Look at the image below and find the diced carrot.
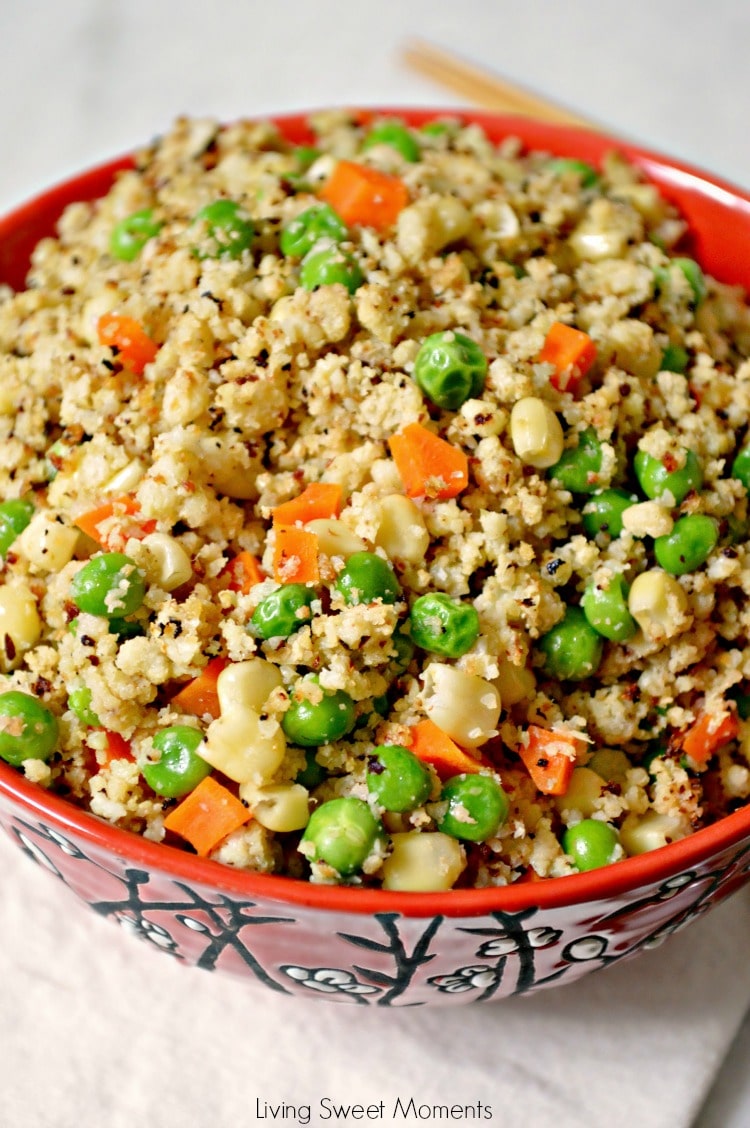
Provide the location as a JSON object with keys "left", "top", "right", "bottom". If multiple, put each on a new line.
{"left": 318, "top": 160, "right": 409, "bottom": 231}
{"left": 271, "top": 482, "right": 343, "bottom": 527}
{"left": 517, "top": 725, "right": 579, "bottom": 796}
{"left": 74, "top": 495, "right": 156, "bottom": 549}
{"left": 97, "top": 313, "right": 158, "bottom": 375}
{"left": 407, "top": 719, "right": 485, "bottom": 779}
{"left": 538, "top": 322, "right": 597, "bottom": 394}
{"left": 273, "top": 525, "right": 320, "bottom": 584}
{"left": 515, "top": 867, "right": 548, "bottom": 884}
{"left": 388, "top": 422, "right": 469, "bottom": 500}
{"left": 353, "top": 109, "right": 376, "bottom": 128}
{"left": 102, "top": 730, "right": 134, "bottom": 765}
{"left": 163, "top": 775, "right": 251, "bottom": 856}
{"left": 681, "top": 709, "right": 739, "bottom": 767}
{"left": 170, "top": 656, "right": 228, "bottom": 720}
{"left": 221, "top": 550, "right": 265, "bottom": 594}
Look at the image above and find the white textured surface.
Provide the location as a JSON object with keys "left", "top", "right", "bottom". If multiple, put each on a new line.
{"left": 2, "top": 838, "right": 750, "bottom": 1128}
{"left": 2, "top": 3, "right": 750, "bottom": 1125}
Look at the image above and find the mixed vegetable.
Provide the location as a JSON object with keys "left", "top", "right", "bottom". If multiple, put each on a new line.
{"left": 1, "top": 111, "right": 750, "bottom": 891}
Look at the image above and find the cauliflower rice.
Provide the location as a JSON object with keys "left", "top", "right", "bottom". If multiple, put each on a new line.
{"left": 2, "top": 110, "right": 750, "bottom": 889}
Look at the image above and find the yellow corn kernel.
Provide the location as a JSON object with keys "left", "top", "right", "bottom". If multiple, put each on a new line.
{"left": 509, "top": 397, "right": 564, "bottom": 469}
{"left": 198, "top": 434, "right": 260, "bottom": 500}
{"left": 217, "top": 659, "right": 283, "bottom": 716}
{"left": 628, "top": 569, "right": 689, "bottom": 641}
{"left": 305, "top": 518, "right": 367, "bottom": 559}
{"left": 421, "top": 664, "right": 501, "bottom": 748}
{"left": 139, "top": 533, "right": 193, "bottom": 592}
{"left": 102, "top": 459, "right": 146, "bottom": 496}
{"left": 241, "top": 782, "right": 310, "bottom": 832}
{"left": 493, "top": 660, "right": 535, "bottom": 707}
{"left": 17, "top": 513, "right": 80, "bottom": 573}
{"left": 619, "top": 810, "right": 691, "bottom": 856}
{"left": 588, "top": 747, "right": 631, "bottom": 783}
{"left": 199, "top": 709, "right": 286, "bottom": 785}
{"left": 569, "top": 199, "right": 632, "bottom": 262}
{"left": 555, "top": 767, "right": 604, "bottom": 818}
{"left": 79, "top": 290, "right": 120, "bottom": 345}
{"left": 0, "top": 583, "right": 42, "bottom": 671}
{"left": 374, "top": 494, "right": 429, "bottom": 565}
{"left": 381, "top": 831, "right": 466, "bottom": 891}
{"left": 396, "top": 195, "right": 472, "bottom": 264}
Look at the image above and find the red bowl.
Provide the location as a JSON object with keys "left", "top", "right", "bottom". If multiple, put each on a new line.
{"left": 2, "top": 108, "right": 750, "bottom": 1006}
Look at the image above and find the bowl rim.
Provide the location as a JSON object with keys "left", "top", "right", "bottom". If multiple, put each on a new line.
{"left": 2, "top": 105, "right": 750, "bottom": 920}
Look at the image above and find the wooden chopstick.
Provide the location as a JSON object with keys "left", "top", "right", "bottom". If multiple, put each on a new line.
{"left": 401, "top": 39, "right": 596, "bottom": 129}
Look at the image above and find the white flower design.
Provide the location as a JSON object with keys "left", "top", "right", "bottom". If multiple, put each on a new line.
{"left": 563, "top": 935, "right": 608, "bottom": 962}
{"left": 114, "top": 912, "right": 176, "bottom": 950}
{"left": 281, "top": 966, "right": 379, "bottom": 995}
{"left": 428, "top": 966, "right": 499, "bottom": 994}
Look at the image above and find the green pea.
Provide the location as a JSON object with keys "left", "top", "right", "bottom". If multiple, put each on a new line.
{"left": 581, "top": 573, "right": 637, "bottom": 643}
{"left": 412, "top": 330, "right": 488, "bottom": 410}
{"left": 70, "top": 553, "right": 146, "bottom": 619}
{"left": 70, "top": 614, "right": 144, "bottom": 641}
{"left": 641, "top": 744, "right": 668, "bottom": 778}
{"left": 0, "top": 498, "right": 34, "bottom": 557}
{"left": 251, "top": 583, "right": 315, "bottom": 639}
{"left": 659, "top": 344, "right": 689, "bottom": 373}
{"left": 68, "top": 685, "right": 100, "bottom": 727}
{"left": 366, "top": 744, "right": 432, "bottom": 813}
{"left": 295, "top": 749, "right": 327, "bottom": 790}
{"left": 299, "top": 796, "right": 382, "bottom": 876}
{"left": 420, "top": 120, "right": 453, "bottom": 137}
{"left": 728, "top": 685, "right": 750, "bottom": 721}
{"left": 537, "top": 605, "right": 603, "bottom": 681}
{"left": 362, "top": 121, "right": 420, "bottom": 162}
{"left": 389, "top": 626, "right": 415, "bottom": 672}
{"left": 0, "top": 691, "right": 58, "bottom": 766}
{"left": 654, "top": 513, "right": 718, "bottom": 575}
{"left": 282, "top": 679, "right": 356, "bottom": 746}
{"left": 293, "top": 145, "right": 320, "bottom": 168}
{"left": 192, "top": 199, "right": 255, "bottom": 260}
{"left": 108, "top": 616, "right": 146, "bottom": 641}
{"left": 44, "top": 439, "right": 71, "bottom": 481}
{"left": 110, "top": 208, "right": 162, "bottom": 261}
{"left": 335, "top": 552, "right": 401, "bottom": 606}
{"left": 655, "top": 257, "right": 706, "bottom": 307}
{"left": 546, "top": 157, "right": 599, "bottom": 188}
{"left": 582, "top": 488, "right": 636, "bottom": 539}
{"left": 370, "top": 694, "right": 390, "bottom": 718}
{"left": 284, "top": 147, "right": 323, "bottom": 191}
{"left": 673, "top": 257, "right": 706, "bottom": 306}
{"left": 142, "top": 725, "right": 211, "bottom": 799}
{"left": 300, "top": 244, "right": 363, "bottom": 294}
{"left": 724, "top": 513, "right": 749, "bottom": 546}
{"left": 437, "top": 773, "right": 509, "bottom": 842}
{"left": 409, "top": 592, "right": 480, "bottom": 658}
{"left": 562, "top": 819, "right": 620, "bottom": 872}
{"left": 280, "top": 203, "right": 348, "bottom": 259}
{"left": 731, "top": 445, "right": 750, "bottom": 492}
{"left": 549, "top": 428, "right": 603, "bottom": 494}
{"left": 633, "top": 447, "right": 702, "bottom": 505}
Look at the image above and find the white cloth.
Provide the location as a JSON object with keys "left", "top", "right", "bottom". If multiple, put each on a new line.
{"left": 3, "top": 3, "right": 750, "bottom": 1125}
{"left": 2, "top": 837, "right": 750, "bottom": 1128}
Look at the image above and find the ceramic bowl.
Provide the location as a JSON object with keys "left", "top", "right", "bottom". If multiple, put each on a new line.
{"left": 2, "top": 109, "right": 750, "bottom": 1007}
